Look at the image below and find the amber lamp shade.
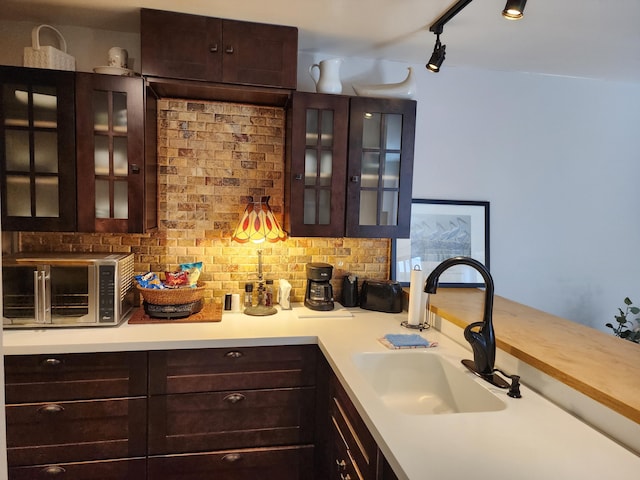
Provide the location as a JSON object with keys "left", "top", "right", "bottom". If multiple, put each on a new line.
{"left": 231, "top": 196, "right": 286, "bottom": 316}
{"left": 231, "top": 196, "right": 287, "bottom": 244}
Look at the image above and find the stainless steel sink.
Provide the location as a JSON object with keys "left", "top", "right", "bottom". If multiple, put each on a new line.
{"left": 352, "top": 351, "right": 506, "bottom": 415}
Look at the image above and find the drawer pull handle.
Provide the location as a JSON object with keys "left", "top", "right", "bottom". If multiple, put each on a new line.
{"left": 41, "top": 465, "right": 66, "bottom": 475}
{"left": 38, "top": 404, "right": 65, "bottom": 415}
{"left": 222, "top": 453, "right": 242, "bottom": 463}
{"left": 224, "top": 393, "right": 246, "bottom": 404}
{"left": 225, "top": 350, "right": 243, "bottom": 359}
{"left": 41, "top": 358, "right": 62, "bottom": 367}
{"left": 336, "top": 459, "right": 347, "bottom": 469}
{"left": 209, "top": 44, "right": 219, "bottom": 53}
{"left": 225, "top": 45, "right": 234, "bottom": 54}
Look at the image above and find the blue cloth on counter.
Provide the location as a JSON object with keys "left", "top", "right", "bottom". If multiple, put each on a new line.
{"left": 382, "top": 333, "right": 434, "bottom": 349}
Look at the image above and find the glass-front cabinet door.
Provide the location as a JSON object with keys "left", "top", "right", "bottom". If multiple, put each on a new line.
{"left": 75, "top": 73, "right": 147, "bottom": 233}
{"left": 0, "top": 66, "right": 76, "bottom": 231}
{"left": 286, "top": 92, "right": 349, "bottom": 237}
{"left": 346, "top": 97, "right": 416, "bottom": 238}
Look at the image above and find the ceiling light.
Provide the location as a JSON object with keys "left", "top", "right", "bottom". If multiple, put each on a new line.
{"left": 426, "top": 35, "right": 446, "bottom": 73}
{"left": 502, "top": 0, "right": 527, "bottom": 20}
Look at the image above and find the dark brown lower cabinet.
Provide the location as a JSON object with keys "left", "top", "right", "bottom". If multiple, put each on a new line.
{"left": 148, "top": 387, "right": 316, "bottom": 454}
{"left": 148, "top": 445, "right": 314, "bottom": 480}
{"left": 8, "top": 458, "right": 146, "bottom": 480}
{"left": 148, "top": 345, "right": 319, "bottom": 480}
{"left": 6, "top": 397, "right": 147, "bottom": 467}
{"left": 329, "top": 367, "right": 399, "bottom": 480}
{"left": 4, "top": 345, "right": 401, "bottom": 480}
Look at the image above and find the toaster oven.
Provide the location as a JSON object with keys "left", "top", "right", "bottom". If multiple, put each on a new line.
{"left": 2, "top": 252, "right": 137, "bottom": 328}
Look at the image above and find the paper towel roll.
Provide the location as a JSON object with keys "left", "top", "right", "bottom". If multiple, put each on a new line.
{"left": 407, "top": 267, "right": 427, "bottom": 326}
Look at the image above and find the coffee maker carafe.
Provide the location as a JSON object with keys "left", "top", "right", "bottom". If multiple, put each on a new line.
{"left": 304, "top": 263, "right": 334, "bottom": 311}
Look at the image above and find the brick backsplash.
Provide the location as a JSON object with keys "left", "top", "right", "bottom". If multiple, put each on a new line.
{"left": 16, "top": 99, "right": 390, "bottom": 304}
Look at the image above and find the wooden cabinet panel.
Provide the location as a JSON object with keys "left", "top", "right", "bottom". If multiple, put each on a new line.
{"left": 331, "top": 380, "right": 377, "bottom": 480}
{"left": 148, "top": 445, "right": 314, "bottom": 480}
{"left": 8, "top": 458, "right": 146, "bottom": 480}
{"left": 75, "top": 72, "right": 155, "bottom": 233}
{"left": 286, "top": 92, "right": 416, "bottom": 238}
{"left": 221, "top": 19, "right": 297, "bottom": 88}
{"left": 4, "top": 351, "right": 148, "bottom": 403}
{"left": 6, "top": 397, "right": 147, "bottom": 466}
{"left": 0, "top": 65, "right": 76, "bottom": 231}
{"left": 285, "top": 92, "right": 350, "bottom": 237}
{"left": 149, "top": 345, "right": 317, "bottom": 394}
{"left": 346, "top": 97, "right": 416, "bottom": 238}
{"left": 149, "top": 387, "right": 315, "bottom": 454}
{"left": 140, "top": 9, "right": 222, "bottom": 81}
{"left": 141, "top": 9, "right": 297, "bottom": 89}
{"left": 329, "top": 371, "right": 400, "bottom": 480}
{"left": 332, "top": 420, "right": 361, "bottom": 480}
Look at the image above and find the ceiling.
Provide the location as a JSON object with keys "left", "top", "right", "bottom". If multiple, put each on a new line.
{"left": 4, "top": 0, "right": 640, "bottom": 83}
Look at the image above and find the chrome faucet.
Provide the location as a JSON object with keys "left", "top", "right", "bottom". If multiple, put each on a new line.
{"left": 424, "top": 256, "right": 510, "bottom": 389}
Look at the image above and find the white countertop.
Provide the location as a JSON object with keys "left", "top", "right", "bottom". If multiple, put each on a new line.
{"left": 3, "top": 305, "right": 639, "bottom": 479}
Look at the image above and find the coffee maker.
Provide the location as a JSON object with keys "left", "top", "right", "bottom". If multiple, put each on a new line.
{"left": 304, "top": 263, "right": 334, "bottom": 311}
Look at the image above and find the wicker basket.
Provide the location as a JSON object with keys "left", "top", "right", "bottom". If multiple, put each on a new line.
{"left": 137, "top": 281, "right": 205, "bottom": 306}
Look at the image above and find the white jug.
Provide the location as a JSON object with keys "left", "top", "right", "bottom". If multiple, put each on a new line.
{"left": 309, "top": 58, "right": 343, "bottom": 94}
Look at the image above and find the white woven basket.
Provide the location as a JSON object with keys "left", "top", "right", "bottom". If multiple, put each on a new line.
{"left": 23, "top": 25, "right": 75, "bottom": 71}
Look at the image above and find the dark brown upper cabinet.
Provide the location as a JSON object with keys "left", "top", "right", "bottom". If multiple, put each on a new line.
{"left": 346, "top": 96, "right": 416, "bottom": 238}
{"left": 286, "top": 92, "right": 416, "bottom": 238}
{"left": 140, "top": 8, "right": 298, "bottom": 90}
{"left": 75, "top": 73, "right": 157, "bottom": 233}
{"left": 286, "top": 92, "right": 350, "bottom": 237}
{"left": 0, "top": 66, "right": 76, "bottom": 232}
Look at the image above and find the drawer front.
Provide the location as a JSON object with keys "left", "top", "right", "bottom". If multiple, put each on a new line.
{"left": 330, "top": 376, "right": 378, "bottom": 480}
{"left": 148, "top": 445, "right": 314, "bottom": 480}
{"left": 149, "top": 387, "right": 315, "bottom": 454}
{"left": 6, "top": 398, "right": 147, "bottom": 466}
{"left": 149, "top": 345, "right": 317, "bottom": 394}
{"left": 8, "top": 458, "right": 146, "bottom": 480}
{"left": 332, "top": 420, "right": 363, "bottom": 480}
{"left": 4, "top": 351, "right": 148, "bottom": 403}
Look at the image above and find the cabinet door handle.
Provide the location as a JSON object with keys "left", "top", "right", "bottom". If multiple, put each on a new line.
{"left": 38, "top": 404, "right": 65, "bottom": 415}
{"left": 223, "top": 393, "right": 246, "bottom": 404}
{"left": 222, "top": 453, "right": 242, "bottom": 463}
{"left": 336, "top": 459, "right": 347, "bottom": 469}
{"left": 209, "top": 44, "right": 219, "bottom": 53}
{"left": 225, "top": 45, "right": 234, "bottom": 54}
{"left": 350, "top": 176, "right": 360, "bottom": 183}
{"left": 41, "top": 465, "right": 66, "bottom": 476}
{"left": 340, "top": 474, "right": 352, "bottom": 480}
{"left": 41, "top": 358, "right": 62, "bottom": 368}
{"left": 130, "top": 164, "right": 140, "bottom": 174}
{"left": 225, "top": 350, "right": 243, "bottom": 359}
{"left": 295, "top": 173, "right": 303, "bottom": 181}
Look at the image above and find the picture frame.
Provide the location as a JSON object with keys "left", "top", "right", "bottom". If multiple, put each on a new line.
{"left": 391, "top": 199, "right": 490, "bottom": 287}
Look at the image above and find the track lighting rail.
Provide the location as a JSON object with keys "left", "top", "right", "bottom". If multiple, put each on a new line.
{"left": 426, "top": 0, "right": 527, "bottom": 72}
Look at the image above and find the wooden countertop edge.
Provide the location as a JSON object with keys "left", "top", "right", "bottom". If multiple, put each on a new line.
{"left": 426, "top": 288, "right": 640, "bottom": 424}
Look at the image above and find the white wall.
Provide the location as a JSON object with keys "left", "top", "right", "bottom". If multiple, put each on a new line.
{"left": 300, "top": 53, "right": 640, "bottom": 332}
{"left": 3, "top": 21, "right": 640, "bottom": 333}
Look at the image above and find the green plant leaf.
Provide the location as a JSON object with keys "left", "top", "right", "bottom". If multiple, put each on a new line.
{"left": 624, "top": 297, "right": 633, "bottom": 305}
{"left": 630, "top": 307, "right": 640, "bottom": 314}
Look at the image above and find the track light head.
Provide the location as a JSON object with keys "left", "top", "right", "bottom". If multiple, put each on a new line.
{"left": 426, "top": 36, "right": 446, "bottom": 73}
{"left": 502, "top": 0, "right": 527, "bottom": 20}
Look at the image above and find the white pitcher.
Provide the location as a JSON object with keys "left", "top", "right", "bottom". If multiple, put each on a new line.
{"left": 309, "top": 58, "right": 343, "bottom": 94}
